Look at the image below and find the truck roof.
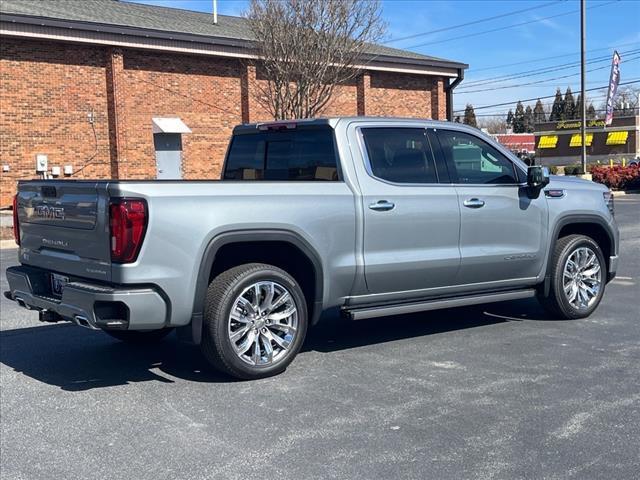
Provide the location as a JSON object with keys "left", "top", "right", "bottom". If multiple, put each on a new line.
{"left": 232, "top": 117, "right": 461, "bottom": 134}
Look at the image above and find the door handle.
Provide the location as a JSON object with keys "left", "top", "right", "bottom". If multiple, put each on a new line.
{"left": 369, "top": 200, "right": 395, "bottom": 212}
{"left": 463, "top": 198, "right": 485, "bottom": 208}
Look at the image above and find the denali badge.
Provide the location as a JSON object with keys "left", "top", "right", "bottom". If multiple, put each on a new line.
{"left": 35, "top": 205, "right": 65, "bottom": 220}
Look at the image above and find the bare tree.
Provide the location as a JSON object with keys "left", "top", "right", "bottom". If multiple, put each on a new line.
{"left": 478, "top": 116, "right": 508, "bottom": 134}
{"left": 245, "top": 0, "right": 386, "bottom": 119}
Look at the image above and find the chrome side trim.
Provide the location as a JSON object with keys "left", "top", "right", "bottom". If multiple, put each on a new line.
{"left": 345, "top": 289, "right": 536, "bottom": 320}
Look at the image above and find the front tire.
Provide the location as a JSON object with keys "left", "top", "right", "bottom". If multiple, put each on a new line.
{"left": 200, "top": 263, "right": 308, "bottom": 380}
{"left": 539, "top": 234, "right": 606, "bottom": 319}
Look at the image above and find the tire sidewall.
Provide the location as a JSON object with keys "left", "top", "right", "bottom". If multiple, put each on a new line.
{"left": 207, "top": 266, "right": 308, "bottom": 378}
{"left": 553, "top": 236, "right": 606, "bottom": 319}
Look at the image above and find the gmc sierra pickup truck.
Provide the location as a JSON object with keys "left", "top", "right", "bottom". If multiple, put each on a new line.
{"left": 6, "top": 117, "right": 619, "bottom": 379}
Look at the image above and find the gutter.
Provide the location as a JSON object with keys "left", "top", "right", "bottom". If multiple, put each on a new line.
{"left": 0, "top": 13, "right": 468, "bottom": 72}
{"left": 445, "top": 68, "right": 465, "bottom": 121}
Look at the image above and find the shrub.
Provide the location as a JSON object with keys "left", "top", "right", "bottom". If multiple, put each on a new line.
{"left": 548, "top": 165, "right": 559, "bottom": 175}
{"left": 591, "top": 164, "right": 640, "bottom": 190}
{"left": 563, "top": 164, "right": 593, "bottom": 175}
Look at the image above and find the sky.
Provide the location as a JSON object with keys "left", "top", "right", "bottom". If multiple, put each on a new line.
{"left": 128, "top": 0, "right": 640, "bottom": 118}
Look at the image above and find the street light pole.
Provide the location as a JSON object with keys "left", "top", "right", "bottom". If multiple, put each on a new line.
{"left": 580, "top": 0, "right": 587, "bottom": 173}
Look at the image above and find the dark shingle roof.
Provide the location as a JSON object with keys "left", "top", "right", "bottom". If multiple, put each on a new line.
{"left": 0, "top": 0, "right": 466, "bottom": 68}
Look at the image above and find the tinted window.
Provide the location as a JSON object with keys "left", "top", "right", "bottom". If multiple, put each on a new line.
{"left": 361, "top": 128, "right": 438, "bottom": 184}
{"left": 437, "top": 130, "right": 519, "bottom": 184}
{"left": 223, "top": 128, "right": 339, "bottom": 181}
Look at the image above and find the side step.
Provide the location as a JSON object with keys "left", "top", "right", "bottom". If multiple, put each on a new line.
{"left": 344, "top": 289, "right": 537, "bottom": 320}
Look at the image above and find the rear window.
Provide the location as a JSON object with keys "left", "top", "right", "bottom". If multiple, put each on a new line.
{"left": 223, "top": 128, "right": 339, "bottom": 181}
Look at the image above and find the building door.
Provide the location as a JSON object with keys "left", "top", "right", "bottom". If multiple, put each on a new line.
{"left": 154, "top": 133, "right": 183, "bottom": 179}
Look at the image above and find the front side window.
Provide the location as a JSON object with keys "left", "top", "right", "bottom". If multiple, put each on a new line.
{"left": 361, "top": 128, "right": 438, "bottom": 184}
{"left": 437, "top": 130, "right": 519, "bottom": 184}
{"left": 223, "top": 127, "right": 339, "bottom": 181}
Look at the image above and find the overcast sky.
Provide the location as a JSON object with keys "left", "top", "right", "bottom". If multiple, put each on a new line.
{"left": 128, "top": 0, "right": 640, "bottom": 117}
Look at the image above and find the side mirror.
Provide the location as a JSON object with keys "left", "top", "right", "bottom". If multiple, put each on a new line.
{"left": 526, "top": 165, "right": 550, "bottom": 198}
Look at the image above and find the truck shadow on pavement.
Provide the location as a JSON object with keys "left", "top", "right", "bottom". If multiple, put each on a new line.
{"left": 0, "top": 298, "right": 552, "bottom": 391}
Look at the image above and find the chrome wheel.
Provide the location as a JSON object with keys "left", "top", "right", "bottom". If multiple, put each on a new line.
{"left": 227, "top": 281, "right": 298, "bottom": 366}
{"left": 562, "top": 246, "right": 602, "bottom": 310}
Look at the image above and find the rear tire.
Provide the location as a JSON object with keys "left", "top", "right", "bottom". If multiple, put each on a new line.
{"left": 200, "top": 263, "right": 308, "bottom": 380}
{"left": 539, "top": 234, "right": 606, "bottom": 319}
{"left": 104, "top": 328, "right": 173, "bottom": 343}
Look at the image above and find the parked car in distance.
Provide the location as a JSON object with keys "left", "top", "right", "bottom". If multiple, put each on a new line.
{"left": 6, "top": 117, "right": 619, "bottom": 379}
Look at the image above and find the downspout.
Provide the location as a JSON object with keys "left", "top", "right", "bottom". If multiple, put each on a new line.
{"left": 445, "top": 68, "right": 464, "bottom": 121}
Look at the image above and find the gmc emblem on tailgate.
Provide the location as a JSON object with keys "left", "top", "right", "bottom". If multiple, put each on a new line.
{"left": 35, "top": 205, "right": 65, "bottom": 220}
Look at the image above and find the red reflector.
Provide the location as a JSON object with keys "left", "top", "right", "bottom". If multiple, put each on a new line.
{"left": 109, "top": 199, "right": 147, "bottom": 263}
{"left": 12, "top": 194, "right": 20, "bottom": 246}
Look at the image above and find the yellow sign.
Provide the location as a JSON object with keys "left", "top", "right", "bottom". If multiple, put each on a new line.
{"left": 556, "top": 119, "right": 606, "bottom": 129}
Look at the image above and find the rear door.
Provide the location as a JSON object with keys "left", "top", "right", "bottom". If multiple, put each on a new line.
{"left": 433, "top": 127, "right": 547, "bottom": 285}
{"left": 355, "top": 126, "right": 461, "bottom": 295}
{"left": 16, "top": 181, "right": 112, "bottom": 282}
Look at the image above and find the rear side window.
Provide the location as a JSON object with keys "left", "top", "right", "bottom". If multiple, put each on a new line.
{"left": 223, "top": 128, "right": 339, "bottom": 181}
{"left": 361, "top": 128, "right": 438, "bottom": 184}
{"left": 436, "top": 130, "right": 519, "bottom": 184}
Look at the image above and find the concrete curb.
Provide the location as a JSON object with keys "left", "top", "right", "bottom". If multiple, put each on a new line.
{"left": 0, "top": 239, "right": 18, "bottom": 249}
{"left": 612, "top": 190, "right": 640, "bottom": 196}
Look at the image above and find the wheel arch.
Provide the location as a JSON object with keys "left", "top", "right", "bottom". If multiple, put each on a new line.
{"left": 186, "top": 230, "right": 324, "bottom": 344}
{"left": 542, "top": 214, "right": 615, "bottom": 296}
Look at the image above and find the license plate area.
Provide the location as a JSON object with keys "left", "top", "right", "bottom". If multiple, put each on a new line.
{"left": 50, "top": 273, "right": 69, "bottom": 297}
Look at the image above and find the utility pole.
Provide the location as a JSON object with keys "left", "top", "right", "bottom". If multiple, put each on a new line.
{"left": 580, "top": 0, "right": 587, "bottom": 174}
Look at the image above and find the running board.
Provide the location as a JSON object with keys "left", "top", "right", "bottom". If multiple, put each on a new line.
{"left": 345, "top": 289, "right": 536, "bottom": 320}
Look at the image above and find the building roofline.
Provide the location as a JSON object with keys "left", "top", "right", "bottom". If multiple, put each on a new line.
{"left": 0, "top": 12, "right": 469, "bottom": 71}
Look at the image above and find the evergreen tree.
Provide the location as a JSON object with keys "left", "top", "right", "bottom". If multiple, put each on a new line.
{"left": 587, "top": 103, "right": 597, "bottom": 119}
{"left": 524, "top": 105, "right": 534, "bottom": 133}
{"left": 463, "top": 104, "right": 477, "bottom": 128}
{"left": 513, "top": 101, "right": 526, "bottom": 133}
{"left": 563, "top": 87, "right": 576, "bottom": 120}
{"left": 533, "top": 99, "right": 546, "bottom": 124}
{"left": 506, "top": 109, "right": 514, "bottom": 127}
{"left": 575, "top": 94, "right": 583, "bottom": 121}
{"left": 550, "top": 88, "right": 564, "bottom": 121}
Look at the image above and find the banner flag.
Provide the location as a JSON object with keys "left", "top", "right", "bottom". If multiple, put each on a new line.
{"left": 604, "top": 51, "right": 621, "bottom": 126}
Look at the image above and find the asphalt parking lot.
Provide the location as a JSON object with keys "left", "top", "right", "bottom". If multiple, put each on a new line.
{"left": 1, "top": 195, "right": 638, "bottom": 480}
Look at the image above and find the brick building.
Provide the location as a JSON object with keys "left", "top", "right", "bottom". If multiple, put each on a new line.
{"left": 0, "top": 0, "right": 467, "bottom": 207}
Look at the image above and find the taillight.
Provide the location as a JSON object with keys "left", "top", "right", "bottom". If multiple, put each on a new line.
{"left": 109, "top": 199, "right": 147, "bottom": 263}
{"left": 12, "top": 194, "right": 20, "bottom": 245}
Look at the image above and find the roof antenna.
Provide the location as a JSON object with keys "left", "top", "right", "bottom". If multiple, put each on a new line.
{"left": 213, "top": 0, "right": 218, "bottom": 24}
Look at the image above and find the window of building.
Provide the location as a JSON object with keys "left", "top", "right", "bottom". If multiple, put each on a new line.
{"left": 538, "top": 135, "right": 558, "bottom": 149}
{"left": 223, "top": 127, "right": 339, "bottom": 181}
{"left": 437, "top": 130, "right": 519, "bottom": 185}
{"left": 569, "top": 133, "right": 594, "bottom": 147}
{"left": 360, "top": 128, "right": 439, "bottom": 184}
{"left": 606, "top": 131, "right": 629, "bottom": 146}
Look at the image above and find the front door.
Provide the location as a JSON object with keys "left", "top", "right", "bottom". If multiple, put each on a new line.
{"left": 434, "top": 127, "right": 547, "bottom": 285}
{"left": 154, "top": 133, "right": 183, "bottom": 179}
{"left": 356, "top": 126, "right": 461, "bottom": 295}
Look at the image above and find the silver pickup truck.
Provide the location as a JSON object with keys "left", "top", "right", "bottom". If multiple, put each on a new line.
{"left": 6, "top": 117, "right": 619, "bottom": 379}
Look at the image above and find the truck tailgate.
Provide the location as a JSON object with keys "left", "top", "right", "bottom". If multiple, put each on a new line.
{"left": 15, "top": 181, "right": 113, "bottom": 282}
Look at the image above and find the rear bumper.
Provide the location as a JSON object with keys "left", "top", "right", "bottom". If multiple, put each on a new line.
{"left": 5, "top": 266, "right": 168, "bottom": 330}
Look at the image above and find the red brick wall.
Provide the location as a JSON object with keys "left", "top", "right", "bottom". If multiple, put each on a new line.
{"left": 1, "top": 39, "right": 112, "bottom": 206}
{"left": 0, "top": 37, "right": 449, "bottom": 207}
{"left": 366, "top": 71, "right": 434, "bottom": 118}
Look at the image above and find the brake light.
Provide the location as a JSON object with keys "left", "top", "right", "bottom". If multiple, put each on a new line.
{"left": 109, "top": 199, "right": 147, "bottom": 263}
{"left": 12, "top": 194, "right": 20, "bottom": 245}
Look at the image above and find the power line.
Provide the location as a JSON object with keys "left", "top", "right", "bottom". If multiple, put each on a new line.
{"left": 456, "top": 55, "right": 640, "bottom": 94}
{"left": 459, "top": 48, "right": 639, "bottom": 88}
{"left": 384, "top": 0, "right": 565, "bottom": 44}
{"left": 468, "top": 41, "right": 640, "bottom": 73}
{"left": 406, "top": 1, "right": 618, "bottom": 50}
{"left": 453, "top": 79, "right": 640, "bottom": 112}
